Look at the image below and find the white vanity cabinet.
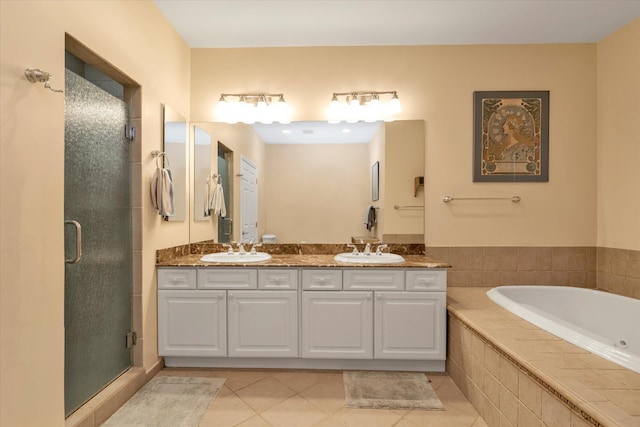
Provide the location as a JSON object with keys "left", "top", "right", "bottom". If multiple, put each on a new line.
{"left": 302, "top": 291, "right": 373, "bottom": 359}
{"left": 157, "top": 265, "right": 447, "bottom": 371}
{"left": 374, "top": 291, "right": 445, "bottom": 360}
{"left": 301, "top": 269, "right": 446, "bottom": 362}
{"left": 227, "top": 290, "right": 298, "bottom": 357}
{"left": 157, "top": 289, "right": 227, "bottom": 357}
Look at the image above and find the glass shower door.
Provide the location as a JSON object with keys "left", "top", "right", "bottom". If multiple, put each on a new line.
{"left": 64, "top": 69, "right": 132, "bottom": 416}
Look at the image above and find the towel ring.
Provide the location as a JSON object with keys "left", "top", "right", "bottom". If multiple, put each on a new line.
{"left": 154, "top": 152, "right": 170, "bottom": 168}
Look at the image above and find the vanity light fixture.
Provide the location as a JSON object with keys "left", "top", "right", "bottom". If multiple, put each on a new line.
{"left": 327, "top": 91, "right": 402, "bottom": 124}
{"left": 215, "top": 93, "right": 292, "bottom": 124}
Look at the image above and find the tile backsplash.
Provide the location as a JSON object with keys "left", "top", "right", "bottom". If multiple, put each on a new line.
{"left": 427, "top": 245, "right": 639, "bottom": 299}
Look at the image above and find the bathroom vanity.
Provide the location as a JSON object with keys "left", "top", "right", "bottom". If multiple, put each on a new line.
{"left": 157, "top": 253, "right": 448, "bottom": 372}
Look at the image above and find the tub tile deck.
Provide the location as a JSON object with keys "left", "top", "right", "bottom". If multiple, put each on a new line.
{"left": 447, "top": 288, "right": 639, "bottom": 427}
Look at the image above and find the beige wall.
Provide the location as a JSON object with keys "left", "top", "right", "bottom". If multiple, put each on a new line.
{"left": 191, "top": 44, "right": 598, "bottom": 246}
{"left": 264, "top": 143, "right": 369, "bottom": 242}
{"left": 596, "top": 18, "right": 640, "bottom": 251}
{"left": 0, "top": 1, "right": 190, "bottom": 426}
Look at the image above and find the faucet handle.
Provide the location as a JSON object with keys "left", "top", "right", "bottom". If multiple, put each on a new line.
{"left": 222, "top": 243, "right": 234, "bottom": 253}
{"left": 250, "top": 242, "right": 263, "bottom": 253}
{"left": 346, "top": 244, "right": 359, "bottom": 254}
{"left": 375, "top": 244, "right": 389, "bottom": 254}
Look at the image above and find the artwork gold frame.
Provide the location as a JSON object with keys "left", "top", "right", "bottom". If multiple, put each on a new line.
{"left": 473, "top": 91, "right": 549, "bottom": 182}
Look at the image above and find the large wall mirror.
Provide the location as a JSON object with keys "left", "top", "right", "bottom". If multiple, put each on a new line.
{"left": 188, "top": 120, "right": 425, "bottom": 244}
{"left": 162, "top": 104, "right": 187, "bottom": 222}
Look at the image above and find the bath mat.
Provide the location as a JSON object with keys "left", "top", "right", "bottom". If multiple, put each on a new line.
{"left": 102, "top": 376, "right": 225, "bottom": 427}
{"left": 343, "top": 371, "right": 444, "bottom": 410}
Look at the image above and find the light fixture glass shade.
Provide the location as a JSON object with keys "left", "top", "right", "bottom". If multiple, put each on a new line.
{"left": 215, "top": 93, "right": 291, "bottom": 124}
{"left": 326, "top": 91, "right": 400, "bottom": 123}
{"left": 389, "top": 95, "right": 402, "bottom": 114}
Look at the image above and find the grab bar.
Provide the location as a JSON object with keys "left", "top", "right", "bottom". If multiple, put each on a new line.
{"left": 64, "top": 220, "right": 82, "bottom": 264}
{"left": 442, "top": 195, "right": 521, "bottom": 203}
{"left": 394, "top": 205, "right": 424, "bottom": 210}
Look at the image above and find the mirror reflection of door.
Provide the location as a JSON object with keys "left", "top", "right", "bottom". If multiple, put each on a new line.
{"left": 217, "top": 143, "right": 233, "bottom": 243}
{"left": 240, "top": 155, "right": 258, "bottom": 243}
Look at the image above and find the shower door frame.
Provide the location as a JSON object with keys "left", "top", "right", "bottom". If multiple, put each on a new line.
{"left": 64, "top": 34, "right": 144, "bottom": 419}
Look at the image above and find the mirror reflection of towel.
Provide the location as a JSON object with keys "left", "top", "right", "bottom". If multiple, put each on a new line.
{"left": 151, "top": 167, "right": 174, "bottom": 220}
{"left": 364, "top": 205, "right": 377, "bottom": 231}
{"left": 210, "top": 182, "right": 226, "bottom": 217}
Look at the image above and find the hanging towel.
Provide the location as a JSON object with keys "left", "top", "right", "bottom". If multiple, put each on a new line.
{"left": 151, "top": 166, "right": 174, "bottom": 220}
{"left": 203, "top": 176, "right": 212, "bottom": 217}
{"left": 209, "top": 179, "right": 227, "bottom": 217}
{"left": 364, "top": 205, "right": 377, "bottom": 231}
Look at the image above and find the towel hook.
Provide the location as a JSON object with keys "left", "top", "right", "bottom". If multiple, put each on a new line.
{"left": 24, "top": 68, "right": 64, "bottom": 93}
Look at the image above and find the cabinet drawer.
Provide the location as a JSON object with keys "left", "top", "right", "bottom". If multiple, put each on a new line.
{"left": 406, "top": 270, "right": 447, "bottom": 291}
{"left": 258, "top": 269, "right": 298, "bottom": 290}
{"left": 197, "top": 269, "right": 257, "bottom": 289}
{"left": 158, "top": 268, "right": 196, "bottom": 290}
{"left": 302, "top": 269, "right": 342, "bottom": 290}
{"left": 343, "top": 269, "right": 404, "bottom": 291}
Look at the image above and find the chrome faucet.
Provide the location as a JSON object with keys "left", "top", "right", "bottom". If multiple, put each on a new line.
{"left": 232, "top": 241, "right": 246, "bottom": 254}
{"left": 363, "top": 243, "right": 372, "bottom": 254}
{"left": 375, "top": 244, "right": 389, "bottom": 255}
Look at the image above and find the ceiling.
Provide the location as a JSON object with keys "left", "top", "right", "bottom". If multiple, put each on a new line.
{"left": 153, "top": 0, "right": 640, "bottom": 48}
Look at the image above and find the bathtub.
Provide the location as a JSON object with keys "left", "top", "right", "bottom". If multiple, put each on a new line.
{"left": 487, "top": 286, "right": 640, "bottom": 373}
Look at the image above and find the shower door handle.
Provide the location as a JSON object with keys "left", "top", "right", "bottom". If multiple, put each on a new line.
{"left": 65, "top": 220, "right": 82, "bottom": 264}
{"left": 224, "top": 218, "right": 233, "bottom": 237}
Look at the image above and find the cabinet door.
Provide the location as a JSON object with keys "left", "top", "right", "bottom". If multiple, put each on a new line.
{"left": 374, "top": 292, "right": 446, "bottom": 360}
{"left": 302, "top": 291, "right": 373, "bottom": 359}
{"left": 227, "top": 291, "right": 298, "bottom": 357}
{"left": 158, "top": 290, "right": 226, "bottom": 357}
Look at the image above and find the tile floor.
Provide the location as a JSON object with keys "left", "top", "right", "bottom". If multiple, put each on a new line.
{"left": 156, "top": 368, "right": 488, "bottom": 427}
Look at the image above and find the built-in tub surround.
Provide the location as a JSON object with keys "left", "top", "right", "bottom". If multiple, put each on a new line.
{"left": 447, "top": 288, "right": 640, "bottom": 427}
{"left": 488, "top": 286, "right": 640, "bottom": 373}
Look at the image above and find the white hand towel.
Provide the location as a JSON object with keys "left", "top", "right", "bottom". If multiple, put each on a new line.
{"left": 211, "top": 182, "right": 226, "bottom": 217}
{"left": 203, "top": 177, "right": 212, "bottom": 217}
{"left": 151, "top": 166, "right": 174, "bottom": 220}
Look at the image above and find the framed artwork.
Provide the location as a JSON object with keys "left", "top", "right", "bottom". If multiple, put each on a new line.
{"left": 372, "top": 161, "right": 379, "bottom": 201}
{"left": 473, "top": 91, "right": 549, "bottom": 182}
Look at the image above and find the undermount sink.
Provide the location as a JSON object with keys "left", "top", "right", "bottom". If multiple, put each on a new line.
{"left": 200, "top": 252, "right": 272, "bottom": 263}
{"left": 334, "top": 252, "right": 405, "bottom": 264}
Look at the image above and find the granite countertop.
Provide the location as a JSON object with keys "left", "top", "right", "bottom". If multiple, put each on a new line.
{"left": 157, "top": 253, "right": 449, "bottom": 269}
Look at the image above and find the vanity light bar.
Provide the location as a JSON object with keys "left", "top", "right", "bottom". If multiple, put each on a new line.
{"left": 327, "top": 91, "right": 401, "bottom": 124}
{"left": 215, "top": 93, "right": 292, "bottom": 125}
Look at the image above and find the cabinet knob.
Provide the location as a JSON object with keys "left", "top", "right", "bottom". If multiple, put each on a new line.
{"left": 376, "top": 294, "right": 382, "bottom": 300}
{"left": 229, "top": 293, "right": 234, "bottom": 299}
{"left": 218, "top": 293, "right": 224, "bottom": 299}
{"left": 366, "top": 293, "right": 372, "bottom": 300}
